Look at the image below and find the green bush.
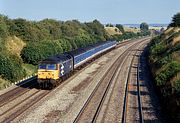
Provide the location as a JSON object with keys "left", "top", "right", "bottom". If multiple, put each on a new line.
{"left": 0, "top": 15, "right": 9, "bottom": 38}
{"left": 21, "top": 40, "right": 64, "bottom": 65}
{"left": 150, "top": 43, "right": 166, "bottom": 56}
{"left": 111, "top": 31, "right": 149, "bottom": 42}
{"left": 115, "top": 24, "right": 125, "bottom": 33}
{"left": 149, "top": 36, "right": 161, "bottom": 46}
{"left": 59, "top": 39, "right": 72, "bottom": 52}
{"left": 0, "top": 52, "right": 26, "bottom": 82}
{"left": 175, "top": 79, "right": 180, "bottom": 95}
{"left": 155, "top": 61, "right": 180, "bottom": 86}
{"left": 156, "top": 55, "right": 172, "bottom": 67}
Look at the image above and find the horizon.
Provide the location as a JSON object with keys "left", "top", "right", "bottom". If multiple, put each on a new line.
{"left": 0, "top": 0, "right": 179, "bottom": 24}
{"left": 0, "top": 14, "right": 170, "bottom": 26}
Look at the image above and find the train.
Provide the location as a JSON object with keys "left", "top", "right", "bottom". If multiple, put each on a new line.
{"left": 37, "top": 40, "right": 117, "bottom": 89}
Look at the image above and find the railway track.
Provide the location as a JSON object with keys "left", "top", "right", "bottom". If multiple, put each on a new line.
{"left": 0, "top": 77, "right": 37, "bottom": 107}
{"left": 93, "top": 41, "right": 149, "bottom": 123}
{"left": 0, "top": 38, "right": 141, "bottom": 105}
{"left": 0, "top": 69, "right": 48, "bottom": 122}
{"left": 0, "top": 86, "right": 39, "bottom": 109}
{"left": 121, "top": 43, "right": 146, "bottom": 123}
{"left": 73, "top": 39, "right": 149, "bottom": 123}
{"left": 0, "top": 38, "right": 149, "bottom": 122}
{"left": 0, "top": 39, "right": 142, "bottom": 122}
{"left": 0, "top": 90, "right": 50, "bottom": 123}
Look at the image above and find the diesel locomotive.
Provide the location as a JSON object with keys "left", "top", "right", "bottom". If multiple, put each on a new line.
{"left": 37, "top": 41, "right": 117, "bottom": 89}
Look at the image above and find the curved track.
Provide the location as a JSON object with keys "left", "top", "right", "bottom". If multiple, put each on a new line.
{"left": 73, "top": 39, "right": 149, "bottom": 123}
{"left": 121, "top": 43, "right": 146, "bottom": 123}
{"left": 0, "top": 39, "right": 142, "bottom": 122}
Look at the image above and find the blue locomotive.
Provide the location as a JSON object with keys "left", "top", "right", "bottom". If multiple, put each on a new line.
{"left": 37, "top": 41, "right": 117, "bottom": 88}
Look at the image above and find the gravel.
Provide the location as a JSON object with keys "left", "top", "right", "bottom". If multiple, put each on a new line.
{"left": 139, "top": 47, "right": 162, "bottom": 122}
{"left": 1, "top": 39, "right": 162, "bottom": 123}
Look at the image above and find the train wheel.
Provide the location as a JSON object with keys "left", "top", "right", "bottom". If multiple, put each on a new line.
{"left": 42, "top": 83, "right": 45, "bottom": 89}
{"left": 45, "top": 82, "right": 48, "bottom": 89}
{"left": 48, "top": 82, "right": 53, "bottom": 90}
{"left": 39, "top": 83, "right": 42, "bottom": 89}
{"left": 43, "top": 82, "right": 46, "bottom": 89}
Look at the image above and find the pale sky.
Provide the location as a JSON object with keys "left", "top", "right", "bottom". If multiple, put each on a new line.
{"left": 0, "top": 0, "right": 179, "bottom": 24}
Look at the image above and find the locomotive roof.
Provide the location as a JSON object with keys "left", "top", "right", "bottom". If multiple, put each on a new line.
{"left": 39, "top": 40, "right": 116, "bottom": 64}
{"left": 39, "top": 53, "right": 72, "bottom": 64}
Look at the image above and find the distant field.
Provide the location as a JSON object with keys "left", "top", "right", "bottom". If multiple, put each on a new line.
{"left": 149, "top": 26, "right": 167, "bottom": 31}
{"left": 123, "top": 26, "right": 140, "bottom": 33}
{"left": 105, "top": 27, "right": 122, "bottom": 35}
{"left": 105, "top": 26, "right": 141, "bottom": 35}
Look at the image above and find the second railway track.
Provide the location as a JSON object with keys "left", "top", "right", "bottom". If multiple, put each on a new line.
{"left": 121, "top": 41, "right": 146, "bottom": 123}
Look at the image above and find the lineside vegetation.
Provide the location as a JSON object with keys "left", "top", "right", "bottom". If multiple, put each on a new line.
{"left": 148, "top": 12, "right": 180, "bottom": 122}
{"left": 0, "top": 14, "right": 150, "bottom": 88}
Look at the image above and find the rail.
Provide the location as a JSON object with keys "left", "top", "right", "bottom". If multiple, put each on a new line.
{"left": 73, "top": 40, "right": 146, "bottom": 123}
{"left": 121, "top": 44, "right": 144, "bottom": 123}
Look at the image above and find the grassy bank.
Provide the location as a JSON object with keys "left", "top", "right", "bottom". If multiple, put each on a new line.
{"left": 148, "top": 26, "right": 180, "bottom": 121}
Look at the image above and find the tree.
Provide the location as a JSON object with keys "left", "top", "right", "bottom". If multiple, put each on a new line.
{"left": 169, "top": 13, "right": 180, "bottom": 27}
{"left": 115, "top": 24, "right": 125, "bottom": 33}
{"left": 106, "top": 23, "right": 114, "bottom": 27}
{"left": 0, "top": 52, "right": 26, "bottom": 82}
{"left": 0, "top": 15, "right": 9, "bottom": 38}
{"left": 21, "top": 40, "right": 64, "bottom": 65}
{"left": 140, "top": 22, "right": 149, "bottom": 31}
{"left": 85, "top": 19, "right": 108, "bottom": 41}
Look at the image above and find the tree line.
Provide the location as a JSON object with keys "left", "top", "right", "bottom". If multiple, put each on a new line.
{"left": 0, "top": 15, "right": 110, "bottom": 83}
{"left": 106, "top": 22, "right": 150, "bottom": 41}
{"left": 0, "top": 14, "right": 150, "bottom": 85}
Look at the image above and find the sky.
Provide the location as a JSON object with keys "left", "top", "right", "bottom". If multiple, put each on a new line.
{"left": 0, "top": 0, "right": 179, "bottom": 24}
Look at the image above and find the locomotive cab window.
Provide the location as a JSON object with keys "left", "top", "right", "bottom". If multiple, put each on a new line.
{"left": 47, "top": 64, "right": 57, "bottom": 70}
{"left": 38, "top": 64, "right": 46, "bottom": 69}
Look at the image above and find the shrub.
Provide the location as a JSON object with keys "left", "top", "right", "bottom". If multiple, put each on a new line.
{"left": 21, "top": 40, "right": 63, "bottom": 65}
{"left": 156, "top": 55, "right": 172, "bottom": 67}
{"left": 150, "top": 43, "right": 166, "bottom": 56}
{"left": 155, "top": 61, "right": 180, "bottom": 86}
{"left": 175, "top": 79, "right": 180, "bottom": 95}
{"left": 0, "top": 52, "right": 26, "bottom": 82}
{"left": 0, "top": 15, "right": 9, "bottom": 38}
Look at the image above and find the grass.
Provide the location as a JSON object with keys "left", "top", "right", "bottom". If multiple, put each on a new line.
{"left": 23, "top": 64, "right": 37, "bottom": 76}
{"left": 0, "top": 77, "right": 11, "bottom": 90}
{"left": 105, "top": 27, "right": 122, "bottom": 35}
{"left": 173, "top": 32, "right": 180, "bottom": 45}
{"left": 172, "top": 51, "right": 180, "bottom": 61}
{"left": 5, "top": 36, "right": 26, "bottom": 57}
{"left": 0, "top": 64, "right": 37, "bottom": 90}
{"left": 123, "top": 26, "right": 140, "bottom": 33}
{"left": 149, "top": 26, "right": 167, "bottom": 30}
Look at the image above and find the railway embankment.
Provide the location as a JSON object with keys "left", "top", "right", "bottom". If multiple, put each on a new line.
{"left": 148, "top": 26, "right": 180, "bottom": 122}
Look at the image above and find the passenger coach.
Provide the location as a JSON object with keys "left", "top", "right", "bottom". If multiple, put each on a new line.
{"left": 37, "top": 40, "right": 117, "bottom": 89}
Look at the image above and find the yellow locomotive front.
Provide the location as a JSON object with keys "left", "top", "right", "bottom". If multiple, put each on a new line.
{"left": 38, "top": 63, "right": 59, "bottom": 88}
